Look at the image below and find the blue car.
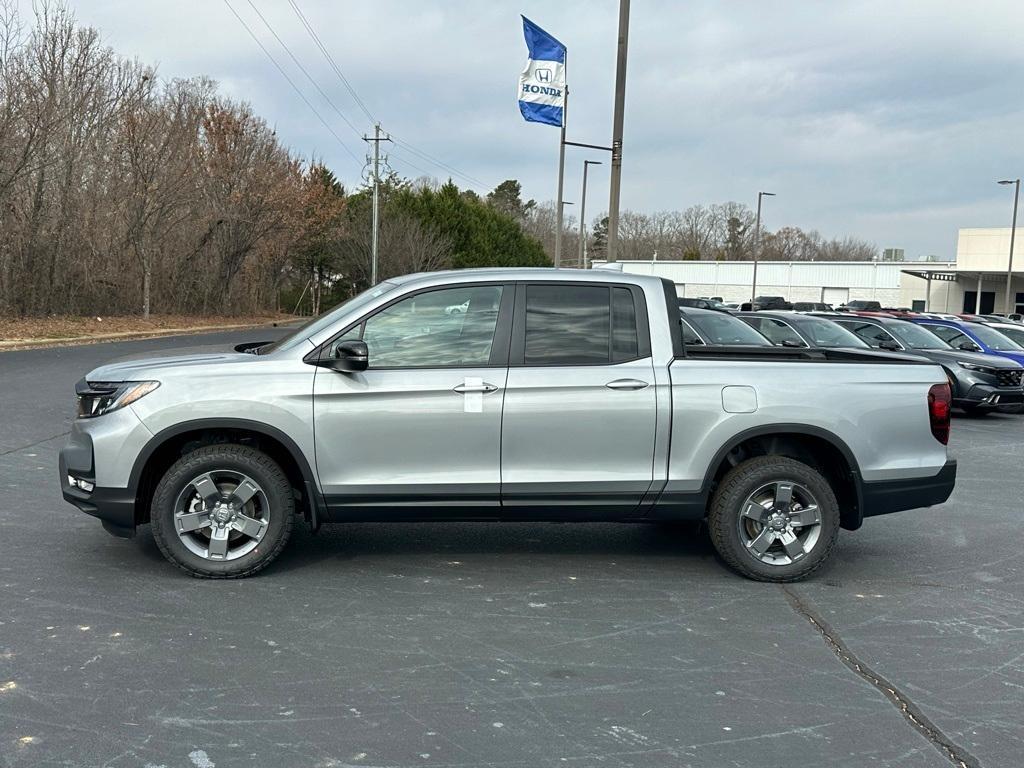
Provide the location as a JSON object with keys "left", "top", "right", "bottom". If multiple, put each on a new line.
{"left": 910, "top": 316, "right": 1024, "bottom": 366}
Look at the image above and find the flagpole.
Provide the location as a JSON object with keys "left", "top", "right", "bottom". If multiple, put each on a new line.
{"left": 554, "top": 55, "right": 567, "bottom": 268}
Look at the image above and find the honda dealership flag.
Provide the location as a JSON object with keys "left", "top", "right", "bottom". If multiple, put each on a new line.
{"left": 518, "top": 16, "right": 566, "bottom": 127}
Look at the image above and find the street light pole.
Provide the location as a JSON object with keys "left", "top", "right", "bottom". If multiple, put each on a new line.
{"left": 606, "top": 0, "right": 630, "bottom": 263}
{"left": 750, "top": 191, "right": 775, "bottom": 301}
{"left": 999, "top": 179, "right": 1020, "bottom": 316}
{"left": 557, "top": 199, "right": 573, "bottom": 257}
{"left": 578, "top": 160, "right": 602, "bottom": 268}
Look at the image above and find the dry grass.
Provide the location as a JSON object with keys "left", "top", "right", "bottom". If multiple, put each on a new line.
{"left": 0, "top": 313, "right": 292, "bottom": 343}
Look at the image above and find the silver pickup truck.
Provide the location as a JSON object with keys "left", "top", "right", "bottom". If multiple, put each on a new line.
{"left": 60, "top": 268, "right": 956, "bottom": 581}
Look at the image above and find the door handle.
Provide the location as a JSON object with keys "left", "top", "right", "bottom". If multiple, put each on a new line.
{"left": 605, "top": 378, "right": 649, "bottom": 391}
{"left": 453, "top": 382, "right": 499, "bottom": 394}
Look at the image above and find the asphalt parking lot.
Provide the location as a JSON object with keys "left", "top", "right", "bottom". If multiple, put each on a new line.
{"left": 1, "top": 329, "right": 1022, "bottom": 768}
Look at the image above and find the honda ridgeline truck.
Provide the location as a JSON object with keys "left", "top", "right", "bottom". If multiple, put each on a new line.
{"left": 60, "top": 269, "right": 957, "bottom": 581}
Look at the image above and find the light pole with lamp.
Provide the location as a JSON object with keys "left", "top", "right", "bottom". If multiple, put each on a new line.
{"left": 998, "top": 179, "right": 1020, "bottom": 316}
{"left": 750, "top": 191, "right": 775, "bottom": 302}
{"left": 578, "top": 160, "right": 602, "bottom": 267}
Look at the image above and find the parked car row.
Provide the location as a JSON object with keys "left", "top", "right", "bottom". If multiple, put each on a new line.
{"left": 678, "top": 305, "right": 1024, "bottom": 415}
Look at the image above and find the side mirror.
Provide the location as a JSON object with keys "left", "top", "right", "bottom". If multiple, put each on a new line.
{"left": 329, "top": 339, "right": 368, "bottom": 372}
{"left": 958, "top": 341, "right": 980, "bottom": 352}
{"left": 780, "top": 339, "right": 804, "bottom": 348}
{"left": 878, "top": 340, "right": 901, "bottom": 351}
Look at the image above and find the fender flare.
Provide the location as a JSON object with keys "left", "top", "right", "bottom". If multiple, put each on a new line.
{"left": 699, "top": 423, "right": 865, "bottom": 529}
{"left": 129, "top": 418, "right": 325, "bottom": 528}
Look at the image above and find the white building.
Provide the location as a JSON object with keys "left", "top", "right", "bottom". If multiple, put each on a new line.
{"left": 902, "top": 228, "right": 1024, "bottom": 315}
{"left": 595, "top": 259, "right": 948, "bottom": 308}
{"left": 593, "top": 226, "right": 1023, "bottom": 313}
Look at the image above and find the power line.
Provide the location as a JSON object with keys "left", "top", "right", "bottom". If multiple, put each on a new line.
{"left": 220, "top": 0, "right": 362, "bottom": 168}
{"left": 384, "top": 148, "right": 435, "bottom": 181}
{"left": 231, "top": 0, "right": 492, "bottom": 193}
{"left": 390, "top": 134, "right": 488, "bottom": 189}
{"left": 287, "top": 0, "right": 376, "bottom": 125}
{"left": 243, "top": 0, "right": 363, "bottom": 139}
{"left": 285, "top": 0, "right": 490, "bottom": 192}
{"left": 239, "top": 1, "right": 443, "bottom": 185}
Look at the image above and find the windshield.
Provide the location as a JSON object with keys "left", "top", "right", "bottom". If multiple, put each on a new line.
{"left": 688, "top": 312, "right": 771, "bottom": 346}
{"left": 994, "top": 325, "right": 1024, "bottom": 347}
{"left": 799, "top": 316, "right": 868, "bottom": 348}
{"left": 679, "top": 318, "right": 704, "bottom": 345}
{"left": 261, "top": 282, "right": 399, "bottom": 355}
{"left": 887, "top": 321, "right": 950, "bottom": 350}
{"left": 969, "top": 323, "right": 1024, "bottom": 351}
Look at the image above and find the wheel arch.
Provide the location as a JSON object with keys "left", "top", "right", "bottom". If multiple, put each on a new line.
{"left": 130, "top": 419, "right": 324, "bottom": 529}
{"left": 702, "top": 424, "right": 865, "bottom": 530}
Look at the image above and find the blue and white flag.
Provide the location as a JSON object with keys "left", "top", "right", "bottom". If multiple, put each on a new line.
{"left": 518, "top": 16, "right": 566, "bottom": 127}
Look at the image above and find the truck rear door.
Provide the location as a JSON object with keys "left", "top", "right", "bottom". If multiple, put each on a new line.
{"left": 500, "top": 282, "right": 657, "bottom": 515}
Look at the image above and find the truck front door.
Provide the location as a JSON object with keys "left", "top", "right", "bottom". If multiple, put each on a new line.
{"left": 500, "top": 282, "right": 658, "bottom": 515}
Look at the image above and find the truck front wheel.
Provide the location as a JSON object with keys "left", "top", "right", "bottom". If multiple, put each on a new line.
{"left": 150, "top": 445, "right": 295, "bottom": 578}
{"left": 708, "top": 456, "right": 839, "bottom": 582}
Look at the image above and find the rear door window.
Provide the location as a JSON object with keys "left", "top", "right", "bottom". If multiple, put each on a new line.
{"left": 522, "top": 284, "right": 643, "bottom": 365}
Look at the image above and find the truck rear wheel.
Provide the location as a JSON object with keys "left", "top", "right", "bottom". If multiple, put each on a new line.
{"left": 708, "top": 455, "right": 839, "bottom": 582}
{"left": 150, "top": 445, "right": 294, "bottom": 578}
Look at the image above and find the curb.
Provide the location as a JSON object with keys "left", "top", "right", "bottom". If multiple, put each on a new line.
{"left": 0, "top": 320, "right": 288, "bottom": 352}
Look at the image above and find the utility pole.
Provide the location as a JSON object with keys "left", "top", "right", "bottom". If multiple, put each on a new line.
{"left": 606, "top": 0, "right": 630, "bottom": 263}
{"left": 363, "top": 123, "right": 391, "bottom": 285}
{"left": 750, "top": 191, "right": 775, "bottom": 301}
{"left": 998, "top": 179, "right": 1020, "bottom": 315}
{"left": 578, "top": 159, "right": 602, "bottom": 268}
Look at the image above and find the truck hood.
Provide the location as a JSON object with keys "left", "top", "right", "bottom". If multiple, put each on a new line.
{"left": 86, "top": 352, "right": 253, "bottom": 382}
{"left": 919, "top": 348, "right": 1023, "bottom": 369}
{"left": 992, "top": 350, "right": 1024, "bottom": 366}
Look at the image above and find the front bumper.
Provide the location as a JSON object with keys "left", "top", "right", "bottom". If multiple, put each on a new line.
{"left": 60, "top": 452, "right": 137, "bottom": 537}
{"left": 957, "top": 384, "right": 1024, "bottom": 410}
{"left": 860, "top": 459, "right": 957, "bottom": 519}
{"left": 59, "top": 410, "right": 150, "bottom": 538}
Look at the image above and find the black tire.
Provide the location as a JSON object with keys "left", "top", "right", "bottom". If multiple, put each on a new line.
{"left": 150, "top": 445, "right": 294, "bottom": 578}
{"left": 708, "top": 455, "right": 839, "bottom": 582}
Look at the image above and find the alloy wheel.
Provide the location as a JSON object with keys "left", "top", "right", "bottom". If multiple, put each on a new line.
{"left": 172, "top": 470, "right": 269, "bottom": 561}
{"left": 736, "top": 480, "right": 822, "bottom": 566}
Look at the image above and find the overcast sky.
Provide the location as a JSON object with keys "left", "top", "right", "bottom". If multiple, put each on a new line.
{"left": 26, "top": 0, "right": 1024, "bottom": 259}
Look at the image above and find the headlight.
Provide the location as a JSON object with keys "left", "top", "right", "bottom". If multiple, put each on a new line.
{"left": 76, "top": 381, "right": 160, "bottom": 418}
{"left": 957, "top": 362, "right": 997, "bottom": 375}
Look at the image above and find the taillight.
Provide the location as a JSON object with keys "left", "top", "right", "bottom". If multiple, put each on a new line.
{"left": 928, "top": 383, "right": 951, "bottom": 445}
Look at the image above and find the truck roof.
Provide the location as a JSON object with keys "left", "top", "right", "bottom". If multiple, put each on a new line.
{"left": 392, "top": 267, "right": 666, "bottom": 289}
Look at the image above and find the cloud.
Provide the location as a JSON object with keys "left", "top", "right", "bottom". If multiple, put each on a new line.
{"left": 17, "top": 0, "right": 1024, "bottom": 258}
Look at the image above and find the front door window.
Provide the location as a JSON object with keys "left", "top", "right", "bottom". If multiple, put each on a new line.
{"left": 337, "top": 285, "right": 504, "bottom": 368}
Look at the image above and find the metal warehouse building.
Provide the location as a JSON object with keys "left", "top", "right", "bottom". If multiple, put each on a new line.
{"left": 596, "top": 259, "right": 939, "bottom": 308}
{"left": 594, "top": 226, "right": 1024, "bottom": 313}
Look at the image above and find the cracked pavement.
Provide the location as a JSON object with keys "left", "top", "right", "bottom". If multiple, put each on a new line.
{"left": 0, "top": 329, "right": 1021, "bottom": 767}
